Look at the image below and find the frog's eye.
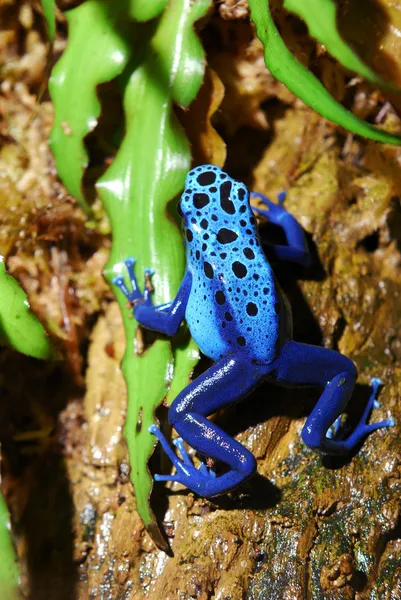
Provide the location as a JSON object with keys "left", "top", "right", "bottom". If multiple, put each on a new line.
{"left": 197, "top": 170, "right": 216, "bottom": 186}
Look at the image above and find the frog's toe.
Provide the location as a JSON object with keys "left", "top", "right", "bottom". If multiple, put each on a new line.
{"left": 251, "top": 191, "right": 287, "bottom": 217}
{"left": 370, "top": 377, "right": 382, "bottom": 405}
{"left": 153, "top": 466, "right": 217, "bottom": 495}
{"left": 141, "top": 268, "right": 154, "bottom": 305}
{"left": 251, "top": 192, "right": 275, "bottom": 212}
{"left": 113, "top": 275, "right": 136, "bottom": 302}
{"left": 327, "top": 377, "right": 394, "bottom": 442}
{"left": 149, "top": 425, "right": 194, "bottom": 476}
{"left": 277, "top": 191, "right": 287, "bottom": 205}
{"left": 173, "top": 438, "right": 217, "bottom": 478}
{"left": 112, "top": 275, "right": 125, "bottom": 290}
{"left": 113, "top": 257, "right": 145, "bottom": 302}
{"left": 124, "top": 257, "right": 136, "bottom": 269}
{"left": 154, "top": 473, "right": 184, "bottom": 483}
{"left": 326, "top": 415, "right": 345, "bottom": 440}
{"left": 367, "top": 378, "right": 382, "bottom": 414}
{"left": 199, "top": 461, "right": 208, "bottom": 475}
{"left": 173, "top": 437, "right": 193, "bottom": 467}
{"left": 149, "top": 425, "right": 220, "bottom": 493}
{"left": 125, "top": 257, "right": 140, "bottom": 289}
{"left": 353, "top": 378, "right": 394, "bottom": 438}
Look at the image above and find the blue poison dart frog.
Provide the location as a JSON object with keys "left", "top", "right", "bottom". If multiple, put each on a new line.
{"left": 113, "top": 165, "right": 394, "bottom": 498}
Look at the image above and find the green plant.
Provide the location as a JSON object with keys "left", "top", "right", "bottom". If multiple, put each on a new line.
{"left": 284, "top": 0, "right": 394, "bottom": 89}
{"left": 0, "top": 259, "right": 54, "bottom": 360}
{"left": 0, "top": 259, "right": 55, "bottom": 596}
{"left": 248, "top": 0, "right": 401, "bottom": 145}
{"left": 49, "top": 1, "right": 131, "bottom": 215}
{"left": 48, "top": 0, "right": 213, "bottom": 548}
{"left": 0, "top": 493, "right": 19, "bottom": 599}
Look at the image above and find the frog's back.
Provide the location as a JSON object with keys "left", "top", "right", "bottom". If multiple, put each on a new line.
{"left": 181, "top": 165, "right": 286, "bottom": 365}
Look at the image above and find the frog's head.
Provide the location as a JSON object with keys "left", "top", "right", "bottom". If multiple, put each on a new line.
{"left": 178, "top": 165, "right": 250, "bottom": 236}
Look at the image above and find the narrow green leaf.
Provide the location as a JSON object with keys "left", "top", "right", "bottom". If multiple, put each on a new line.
{"left": 49, "top": 0, "right": 132, "bottom": 214}
{"left": 248, "top": 0, "right": 401, "bottom": 145}
{"left": 166, "top": 333, "right": 200, "bottom": 407}
{"left": 41, "top": 0, "right": 55, "bottom": 43}
{"left": 0, "top": 259, "right": 54, "bottom": 360}
{"left": 98, "top": 0, "right": 210, "bottom": 541}
{"left": 284, "top": 0, "right": 398, "bottom": 90}
{"left": 0, "top": 493, "right": 19, "bottom": 599}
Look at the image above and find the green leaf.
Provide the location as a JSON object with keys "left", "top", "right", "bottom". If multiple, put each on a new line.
{"left": 98, "top": 0, "right": 210, "bottom": 545}
{"left": 0, "top": 258, "right": 54, "bottom": 360}
{"left": 166, "top": 332, "right": 200, "bottom": 407}
{"left": 129, "top": 0, "right": 168, "bottom": 21}
{"left": 41, "top": 0, "right": 55, "bottom": 43}
{"left": 248, "top": 0, "right": 401, "bottom": 145}
{"left": 0, "top": 493, "right": 19, "bottom": 599}
{"left": 284, "top": 0, "right": 398, "bottom": 90}
{"left": 49, "top": 0, "right": 132, "bottom": 214}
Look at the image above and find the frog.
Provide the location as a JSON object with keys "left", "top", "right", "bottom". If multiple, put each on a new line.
{"left": 113, "top": 164, "right": 394, "bottom": 498}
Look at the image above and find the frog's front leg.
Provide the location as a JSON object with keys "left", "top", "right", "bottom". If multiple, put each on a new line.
{"left": 251, "top": 191, "right": 311, "bottom": 268}
{"left": 270, "top": 341, "right": 394, "bottom": 454}
{"left": 150, "top": 356, "right": 263, "bottom": 497}
{"left": 113, "top": 258, "right": 192, "bottom": 336}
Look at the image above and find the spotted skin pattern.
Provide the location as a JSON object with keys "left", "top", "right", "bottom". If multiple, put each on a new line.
{"left": 113, "top": 165, "right": 394, "bottom": 498}
{"left": 182, "top": 165, "right": 283, "bottom": 364}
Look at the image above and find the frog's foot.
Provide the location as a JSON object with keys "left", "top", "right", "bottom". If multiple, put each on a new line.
{"left": 359, "top": 377, "right": 395, "bottom": 433}
{"left": 112, "top": 258, "right": 153, "bottom": 306}
{"left": 251, "top": 191, "right": 287, "bottom": 219}
{"left": 149, "top": 425, "right": 217, "bottom": 495}
{"left": 173, "top": 438, "right": 216, "bottom": 478}
{"left": 327, "top": 377, "right": 394, "bottom": 441}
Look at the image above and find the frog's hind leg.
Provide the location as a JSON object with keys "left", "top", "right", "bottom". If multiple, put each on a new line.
{"left": 149, "top": 356, "right": 263, "bottom": 497}
{"left": 270, "top": 341, "right": 394, "bottom": 455}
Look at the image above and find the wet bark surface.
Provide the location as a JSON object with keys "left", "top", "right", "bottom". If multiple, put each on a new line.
{"left": 1, "top": 1, "right": 401, "bottom": 599}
